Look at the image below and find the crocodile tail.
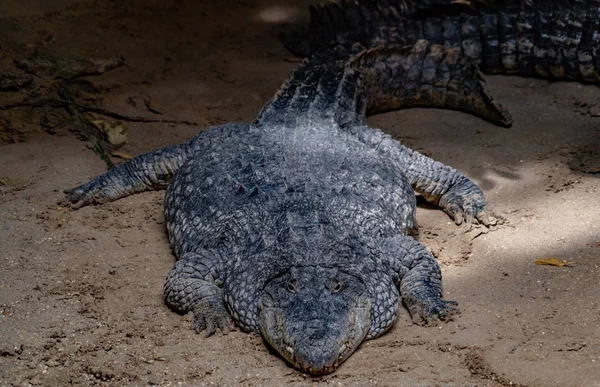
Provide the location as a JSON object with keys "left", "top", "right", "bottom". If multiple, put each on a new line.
{"left": 349, "top": 40, "right": 513, "bottom": 127}
{"left": 455, "top": 0, "right": 600, "bottom": 84}
{"left": 256, "top": 41, "right": 511, "bottom": 128}
{"left": 282, "top": 0, "right": 600, "bottom": 85}
{"left": 279, "top": 0, "right": 393, "bottom": 57}
{"left": 279, "top": 0, "right": 473, "bottom": 57}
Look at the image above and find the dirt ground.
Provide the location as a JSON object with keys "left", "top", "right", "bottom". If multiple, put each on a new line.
{"left": 1, "top": 0, "right": 599, "bottom": 386}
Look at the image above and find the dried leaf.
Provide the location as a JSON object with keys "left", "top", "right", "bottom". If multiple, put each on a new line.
{"left": 110, "top": 151, "right": 133, "bottom": 160}
{"left": 534, "top": 258, "right": 573, "bottom": 267}
{"left": 0, "top": 177, "right": 27, "bottom": 186}
{"left": 87, "top": 119, "right": 128, "bottom": 147}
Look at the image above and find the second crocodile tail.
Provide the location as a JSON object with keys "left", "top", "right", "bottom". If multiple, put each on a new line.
{"left": 348, "top": 40, "right": 513, "bottom": 127}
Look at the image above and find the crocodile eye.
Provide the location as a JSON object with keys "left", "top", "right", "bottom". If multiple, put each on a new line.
{"left": 286, "top": 279, "right": 298, "bottom": 293}
{"left": 330, "top": 279, "right": 344, "bottom": 293}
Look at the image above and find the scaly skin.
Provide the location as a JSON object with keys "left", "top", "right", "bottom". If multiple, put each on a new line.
{"left": 65, "top": 31, "right": 500, "bottom": 375}
{"left": 257, "top": 40, "right": 512, "bottom": 128}
{"left": 283, "top": 0, "right": 600, "bottom": 84}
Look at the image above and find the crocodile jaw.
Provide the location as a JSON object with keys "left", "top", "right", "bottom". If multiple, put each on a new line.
{"left": 259, "top": 296, "right": 371, "bottom": 375}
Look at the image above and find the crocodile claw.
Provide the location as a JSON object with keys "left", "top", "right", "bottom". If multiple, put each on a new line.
{"left": 191, "top": 303, "right": 233, "bottom": 337}
{"left": 450, "top": 205, "right": 504, "bottom": 228}
{"left": 472, "top": 209, "right": 504, "bottom": 227}
{"left": 437, "top": 183, "right": 503, "bottom": 227}
{"left": 409, "top": 299, "right": 460, "bottom": 326}
{"left": 64, "top": 178, "right": 112, "bottom": 209}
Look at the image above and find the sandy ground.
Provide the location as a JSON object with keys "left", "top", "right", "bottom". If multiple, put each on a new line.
{"left": 1, "top": 1, "right": 599, "bottom": 386}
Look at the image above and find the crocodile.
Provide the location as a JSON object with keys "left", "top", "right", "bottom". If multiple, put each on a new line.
{"left": 66, "top": 38, "right": 504, "bottom": 375}
{"left": 282, "top": 0, "right": 600, "bottom": 85}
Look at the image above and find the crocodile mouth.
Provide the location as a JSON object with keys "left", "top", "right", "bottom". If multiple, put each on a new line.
{"left": 279, "top": 337, "right": 357, "bottom": 375}
{"left": 258, "top": 297, "right": 371, "bottom": 375}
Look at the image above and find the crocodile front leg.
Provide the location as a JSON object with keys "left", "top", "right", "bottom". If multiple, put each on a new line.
{"left": 164, "top": 250, "right": 233, "bottom": 336}
{"left": 65, "top": 122, "right": 248, "bottom": 209}
{"left": 381, "top": 235, "right": 458, "bottom": 327}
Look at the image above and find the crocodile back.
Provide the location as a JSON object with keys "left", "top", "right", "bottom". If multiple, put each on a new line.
{"left": 163, "top": 125, "right": 416, "bottom": 260}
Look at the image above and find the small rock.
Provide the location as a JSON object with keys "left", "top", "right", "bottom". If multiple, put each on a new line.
{"left": 588, "top": 104, "right": 600, "bottom": 117}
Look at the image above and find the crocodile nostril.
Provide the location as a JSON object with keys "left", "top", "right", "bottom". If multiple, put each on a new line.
{"left": 330, "top": 279, "right": 344, "bottom": 293}
{"left": 286, "top": 279, "right": 298, "bottom": 293}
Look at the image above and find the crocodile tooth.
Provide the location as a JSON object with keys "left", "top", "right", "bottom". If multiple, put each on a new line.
{"left": 286, "top": 346, "right": 294, "bottom": 355}
{"left": 338, "top": 344, "right": 347, "bottom": 355}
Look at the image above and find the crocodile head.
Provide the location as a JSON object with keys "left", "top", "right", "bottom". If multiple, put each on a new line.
{"left": 258, "top": 265, "right": 371, "bottom": 375}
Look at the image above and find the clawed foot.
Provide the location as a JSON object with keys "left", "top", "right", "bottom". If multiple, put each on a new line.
{"left": 191, "top": 301, "right": 234, "bottom": 337}
{"left": 447, "top": 204, "right": 504, "bottom": 228}
{"left": 164, "top": 251, "right": 233, "bottom": 337}
{"left": 409, "top": 299, "right": 459, "bottom": 326}
{"left": 437, "top": 187, "right": 503, "bottom": 227}
{"left": 64, "top": 179, "right": 111, "bottom": 209}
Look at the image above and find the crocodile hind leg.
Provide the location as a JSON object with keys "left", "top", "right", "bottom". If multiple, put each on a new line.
{"left": 407, "top": 153, "right": 497, "bottom": 226}
{"left": 352, "top": 124, "right": 498, "bottom": 226}
{"left": 65, "top": 122, "right": 247, "bottom": 209}
{"left": 65, "top": 142, "right": 191, "bottom": 208}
